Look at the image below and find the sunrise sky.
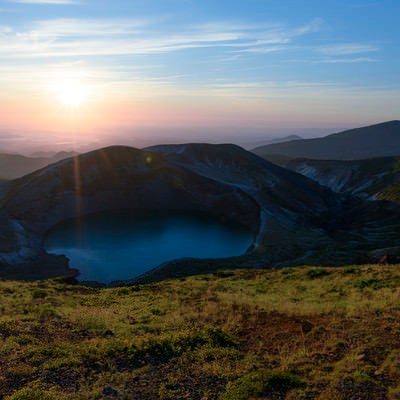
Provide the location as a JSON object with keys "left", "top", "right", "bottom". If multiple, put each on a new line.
{"left": 0, "top": 0, "right": 399, "bottom": 152}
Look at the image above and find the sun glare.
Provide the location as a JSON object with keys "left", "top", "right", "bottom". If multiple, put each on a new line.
{"left": 56, "top": 80, "right": 89, "bottom": 108}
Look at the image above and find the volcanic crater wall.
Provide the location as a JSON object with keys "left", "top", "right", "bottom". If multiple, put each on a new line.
{"left": 2, "top": 144, "right": 400, "bottom": 282}
{"left": 0, "top": 146, "right": 260, "bottom": 274}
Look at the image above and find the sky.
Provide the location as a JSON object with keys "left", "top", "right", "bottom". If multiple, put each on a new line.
{"left": 0, "top": 0, "right": 399, "bottom": 152}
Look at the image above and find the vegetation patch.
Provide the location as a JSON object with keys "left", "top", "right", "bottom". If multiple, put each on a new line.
{"left": 305, "top": 268, "right": 331, "bottom": 279}
{"left": 1, "top": 265, "right": 400, "bottom": 399}
{"left": 219, "top": 370, "right": 302, "bottom": 400}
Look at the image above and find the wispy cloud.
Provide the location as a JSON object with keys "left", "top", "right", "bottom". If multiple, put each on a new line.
{"left": 21, "top": 18, "right": 150, "bottom": 38}
{"left": 294, "top": 17, "right": 324, "bottom": 35}
{"left": 8, "top": 0, "right": 79, "bottom": 4}
{"left": 233, "top": 18, "right": 324, "bottom": 54}
{"left": 319, "top": 57, "right": 377, "bottom": 63}
{"left": 0, "top": 14, "right": 393, "bottom": 118}
{"left": 195, "top": 80, "right": 400, "bottom": 114}
{"left": 206, "top": 80, "right": 337, "bottom": 95}
{"left": 232, "top": 46, "right": 287, "bottom": 54}
{"left": 318, "top": 43, "right": 379, "bottom": 56}
{"left": 0, "top": 17, "right": 325, "bottom": 59}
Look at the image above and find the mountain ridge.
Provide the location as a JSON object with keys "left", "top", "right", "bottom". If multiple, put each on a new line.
{"left": 253, "top": 121, "right": 400, "bottom": 160}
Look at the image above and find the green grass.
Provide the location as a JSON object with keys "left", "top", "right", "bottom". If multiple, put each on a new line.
{"left": 1, "top": 265, "right": 400, "bottom": 399}
{"left": 219, "top": 370, "right": 302, "bottom": 400}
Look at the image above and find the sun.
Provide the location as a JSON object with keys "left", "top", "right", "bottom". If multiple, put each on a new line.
{"left": 56, "top": 79, "right": 89, "bottom": 108}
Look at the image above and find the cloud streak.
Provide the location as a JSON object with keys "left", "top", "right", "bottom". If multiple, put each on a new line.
{"left": 319, "top": 57, "right": 377, "bottom": 63}
{"left": 8, "top": 0, "right": 79, "bottom": 4}
{"left": 0, "top": 17, "right": 324, "bottom": 59}
{"left": 318, "top": 43, "right": 379, "bottom": 56}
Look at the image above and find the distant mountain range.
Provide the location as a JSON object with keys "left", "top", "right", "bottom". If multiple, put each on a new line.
{"left": 253, "top": 121, "right": 400, "bottom": 161}
{"left": 1, "top": 144, "right": 400, "bottom": 281}
{"left": 267, "top": 134, "right": 303, "bottom": 144}
{"left": 240, "top": 134, "right": 303, "bottom": 151}
{"left": 0, "top": 151, "right": 78, "bottom": 180}
{"left": 288, "top": 156, "right": 400, "bottom": 202}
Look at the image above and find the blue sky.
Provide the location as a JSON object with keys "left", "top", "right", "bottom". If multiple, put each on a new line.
{"left": 0, "top": 0, "right": 399, "bottom": 150}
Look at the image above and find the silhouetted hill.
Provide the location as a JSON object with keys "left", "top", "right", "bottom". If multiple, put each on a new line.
{"left": 288, "top": 156, "right": 400, "bottom": 202}
{"left": 0, "top": 151, "right": 77, "bottom": 180}
{"left": 243, "top": 135, "right": 303, "bottom": 153}
{"left": 268, "top": 134, "right": 303, "bottom": 144}
{"left": 253, "top": 121, "right": 400, "bottom": 160}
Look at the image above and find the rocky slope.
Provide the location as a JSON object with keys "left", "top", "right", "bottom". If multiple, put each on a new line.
{"left": 287, "top": 156, "right": 400, "bottom": 200}
{"left": 1, "top": 144, "right": 400, "bottom": 282}
{"left": 253, "top": 120, "right": 400, "bottom": 160}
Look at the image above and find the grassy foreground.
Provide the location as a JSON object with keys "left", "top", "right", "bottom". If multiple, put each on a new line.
{"left": 1, "top": 265, "right": 400, "bottom": 399}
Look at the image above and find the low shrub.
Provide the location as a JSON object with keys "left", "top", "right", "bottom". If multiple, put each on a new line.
{"left": 353, "top": 278, "right": 386, "bottom": 290}
{"left": 306, "top": 268, "right": 331, "bottom": 279}
{"left": 32, "top": 289, "right": 47, "bottom": 299}
{"left": 342, "top": 266, "right": 361, "bottom": 274}
{"left": 219, "top": 370, "right": 302, "bottom": 400}
{"left": 7, "top": 387, "right": 55, "bottom": 400}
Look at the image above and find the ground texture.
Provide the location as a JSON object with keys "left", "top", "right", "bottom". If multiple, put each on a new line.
{"left": 1, "top": 265, "right": 400, "bottom": 399}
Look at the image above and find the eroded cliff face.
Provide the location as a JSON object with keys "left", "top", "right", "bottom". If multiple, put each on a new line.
{"left": 1, "top": 144, "right": 400, "bottom": 282}
{"left": 287, "top": 157, "right": 400, "bottom": 200}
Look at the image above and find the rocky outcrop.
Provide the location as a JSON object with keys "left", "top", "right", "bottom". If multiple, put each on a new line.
{"left": 1, "top": 144, "right": 400, "bottom": 282}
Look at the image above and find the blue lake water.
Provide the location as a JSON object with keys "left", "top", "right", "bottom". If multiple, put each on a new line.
{"left": 44, "top": 210, "right": 253, "bottom": 283}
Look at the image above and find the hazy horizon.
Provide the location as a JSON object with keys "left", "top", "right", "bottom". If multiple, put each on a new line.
{"left": 0, "top": 0, "right": 399, "bottom": 153}
{"left": 0, "top": 124, "right": 357, "bottom": 155}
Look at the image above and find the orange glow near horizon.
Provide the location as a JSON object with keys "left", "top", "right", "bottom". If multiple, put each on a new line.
{"left": 1, "top": 74, "right": 396, "bottom": 153}
{"left": 0, "top": 1, "right": 398, "bottom": 154}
